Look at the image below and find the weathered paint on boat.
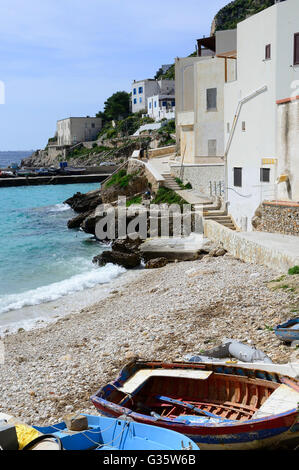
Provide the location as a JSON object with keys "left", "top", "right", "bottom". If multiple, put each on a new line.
{"left": 275, "top": 318, "right": 299, "bottom": 344}
{"left": 33, "top": 413, "right": 198, "bottom": 451}
{"left": 91, "top": 361, "right": 299, "bottom": 450}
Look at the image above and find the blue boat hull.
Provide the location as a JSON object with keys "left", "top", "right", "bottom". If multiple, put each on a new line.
{"left": 275, "top": 318, "right": 299, "bottom": 343}
{"left": 34, "top": 414, "right": 199, "bottom": 451}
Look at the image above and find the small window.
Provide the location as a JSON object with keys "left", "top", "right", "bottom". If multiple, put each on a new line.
{"left": 233, "top": 167, "right": 242, "bottom": 187}
{"left": 260, "top": 168, "right": 270, "bottom": 183}
{"left": 207, "top": 88, "right": 217, "bottom": 111}
{"left": 242, "top": 121, "right": 246, "bottom": 132}
{"left": 138, "top": 86, "right": 143, "bottom": 94}
{"left": 133, "top": 98, "right": 137, "bottom": 104}
{"left": 294, "top": 33, "right": 299, "bottom": 65}
{"left": 91, "top": 123, "right": 95, "bottom": 128}
{"left": 139, "top": 97, "right": 142, "bottom": 103}
{"left": 154, "top": 101, "right": 157, "bottom": 108}
{"left": 133, "top": 88, "right": 137, "bottom": 95}
{"left": 149, "top": 102, "right": 152, "bottom": 109}
{"left": 171, "top": 100, "right": 175, "bottom": 106}
{"left": 265, "top": 44, "right": 271, "bottom": 60}
{"left": 162, "top": 101, "right": 167, "bottom": 107}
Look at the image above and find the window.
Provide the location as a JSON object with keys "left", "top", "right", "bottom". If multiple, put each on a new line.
{"left": 133, "top": 98, "right": 137, "bottom": 104}
{"left": 294, "top": 33, "right": 299, "bottom": 65}
{"left": 91, "top": 123, "right": 95, "bottom": 128}
{"left": 233, "top": 167, "right": 242, "bottom": 187}
{"left": 265, "top": 44, "right": 271, "bottom": 60}
{"left": 242, "top": 121, "right": 246, "bottom": 132}
{"left": 138, "top": 86, "right": 143, "bottom": 94}
{"left": 207, "top": 88, "right": 217, "bottom": 111}
{"left": 133, "top": 88, "right": 137, "bottom": 95}
{"left": 149, "top": 102, "right": 152, "bottom": 109}
{"left": 139, "top": 97, "right": 142, "bottom": 103}
{"left": 260, "top": 168, "right": 270, "bottom": 183}
{"left": 208, "top": 139, "right": 217, "bottom": 157}
{"left": 162, "top": 101, "right": 167, "bottom": 107}
{"left": 171, "top": 100, "right": 175, "bottom": 106}
{"left": 154, "top": 101, "right": 157, "bottom": 108}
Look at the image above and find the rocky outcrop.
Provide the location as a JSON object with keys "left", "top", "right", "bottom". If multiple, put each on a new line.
{"left": 101, "top": 174, "right": 148, "bottom": 204}
{"left": 64, "top": 189, "right": 102, "bottom": 213}
{"left": 67, "top": 211, "right": 93, "bottom": 229}
{"left": 93, "top": 237, "right": 143, "bottom": 269}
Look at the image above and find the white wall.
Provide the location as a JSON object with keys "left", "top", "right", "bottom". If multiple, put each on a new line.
{"left": 224, "top": 5, "right": 278, "bottom": 230}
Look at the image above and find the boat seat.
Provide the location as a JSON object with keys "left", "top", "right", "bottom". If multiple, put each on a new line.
{"left": 252, "top": 384, "right": 299, "bottom": 419}
{"left": 176, "top": 415, "right": 235, "bottom": 425}
{"left": 118, "top": 369, "right": 213, "bottom": 395}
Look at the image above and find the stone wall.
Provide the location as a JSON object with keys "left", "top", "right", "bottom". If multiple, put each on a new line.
{"left": 252, "top": 202, "right": 299, "bottom": 236}
{"left": 204, "top": 219, "right": 299, "bottom": 272}
{"left": 170, "top": 164, "right": 224, "bottom": 196}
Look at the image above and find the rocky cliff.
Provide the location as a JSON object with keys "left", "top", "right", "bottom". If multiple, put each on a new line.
{"left": 211, "top": 0, "right": 275, "bottom": 34}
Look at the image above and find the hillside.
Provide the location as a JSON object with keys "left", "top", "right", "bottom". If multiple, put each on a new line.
{"left": 212, "top": 0, "right": 275, "bottom": 33}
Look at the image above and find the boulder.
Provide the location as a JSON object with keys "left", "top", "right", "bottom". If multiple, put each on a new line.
{"left": 145, "top": 258, "right": 168, "bottom": 269}
{"left": 93, "top": 250, "right": 141, "bottom": 269}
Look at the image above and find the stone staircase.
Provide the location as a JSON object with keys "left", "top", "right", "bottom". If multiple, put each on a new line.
{"left": 195, "top": 198, "right": 237, "bottom": 231}
{"left": 162, "top": 173, "right": 237, "bottom": 231}
{"left": 162, "top": 174, "right": 182, "bottom": 191}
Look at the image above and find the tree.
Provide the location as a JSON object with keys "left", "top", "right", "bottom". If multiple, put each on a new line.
{"left": 96, "top": 91, "right": 131, "bottom": 125}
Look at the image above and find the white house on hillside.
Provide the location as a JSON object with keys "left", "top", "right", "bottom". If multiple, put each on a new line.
{"left": 57, "top": 117, "right": 103, "bottom": 146}
{"left": 224, "top": 0, "right": 299, "bottom": 231}
{"left": 131, "top": 78, "right": 175, "bottom": 114}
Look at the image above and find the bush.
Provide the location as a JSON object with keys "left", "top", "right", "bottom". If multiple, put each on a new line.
{"left": 105, "top": 169, "right": 133, "bottom": 189}
{"left": 126, "top": 195, "right": 142, "bottom": 207}
{"left": 288, "top": 266, "right": 299, "bottom": 275}
{"left": 152, "top": 187, "right": 187, "bottom": 206}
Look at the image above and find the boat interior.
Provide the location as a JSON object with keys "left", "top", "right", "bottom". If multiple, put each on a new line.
{"left": 105, "top": 368, "right": 299, "bottom": 423}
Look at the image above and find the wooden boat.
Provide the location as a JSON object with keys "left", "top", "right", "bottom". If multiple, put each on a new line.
{"left": 91, "top": 360, "right": 299, "bottom": 450}
{"left": 33, "top": 414, "right": 198, "bottom": 451}
{"left": 275, "top": 318, "right": 299, "bottom": 344}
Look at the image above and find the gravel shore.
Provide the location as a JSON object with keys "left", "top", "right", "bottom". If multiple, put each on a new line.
{"left": 0, "top": 254, "right": 298, "bottom": 425}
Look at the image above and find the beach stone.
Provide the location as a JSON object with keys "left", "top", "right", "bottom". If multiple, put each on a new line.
{"left": 64, "top": 414, "right": 88, "bottom": 431}
{"left": 145, "top": 258, "right": 168, "bottom": 269}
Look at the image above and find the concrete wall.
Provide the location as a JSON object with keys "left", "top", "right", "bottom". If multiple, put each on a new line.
{"left": 252, "top": 201, "right": 299, "bottom": 236}
{"left": 171, "top": 163, "right": 224, "bottom": 196}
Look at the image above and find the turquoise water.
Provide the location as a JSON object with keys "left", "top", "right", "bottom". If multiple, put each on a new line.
{"left": 0, "top": 183, "right": 124, "bottom": 317}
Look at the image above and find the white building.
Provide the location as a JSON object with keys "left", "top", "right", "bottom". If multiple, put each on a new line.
{"left": 224, "top": 0, "right": 299, "bottom": 230}
{"left": 56, "top": 117, "right": 103, "bottom": 146}
{"left": 131, "top": 78, "right": 175, "bottom": 114}
{"left": 172, "top": 30, "right": 236, "bottom": 195}
{"left": 147, "top": 94, "right": 175, "bottom": 121}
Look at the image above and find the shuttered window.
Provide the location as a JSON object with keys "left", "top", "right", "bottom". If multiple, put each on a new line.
{"left": 294, "top": 33, "right": 299, "bottom": 65}
{"left": 233, "top": 167, "right": 242, "bottom": 187}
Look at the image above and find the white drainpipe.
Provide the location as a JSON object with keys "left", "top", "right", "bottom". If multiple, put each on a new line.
{"left": 224, "top": 85, "right": 268, "bottom": 202}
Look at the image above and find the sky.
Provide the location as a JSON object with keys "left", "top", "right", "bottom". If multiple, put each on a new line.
{"left": 0, "top": 0, "right": 229, "bottom": 150}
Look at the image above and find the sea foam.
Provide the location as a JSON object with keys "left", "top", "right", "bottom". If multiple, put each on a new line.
{"left": 0, "top": 263, "right": 126, "bottom": 315}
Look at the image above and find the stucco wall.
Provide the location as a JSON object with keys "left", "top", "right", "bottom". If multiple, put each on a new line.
{"left": 171, "top": 164, "right": 224, "bottom": 196}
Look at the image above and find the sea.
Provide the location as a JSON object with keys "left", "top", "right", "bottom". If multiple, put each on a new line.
{"left": 0, "top": 152, "right": 126, "bottom": 333}
{"left": 0, "top": 150, "right": 33, "bottom": 168}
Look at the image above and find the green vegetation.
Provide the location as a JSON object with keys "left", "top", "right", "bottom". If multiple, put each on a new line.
{"left": 96, "top": 91, "right": 131, "bottom": 126}
{"left": 214, "top": 0, "right": 274, "bottom": 32}
{"left": 66, "top": 144, "right": 111, "bottom": 160}
{"left": 152, "top": 187, "right": 187, "bottom": 207}
{"left": 99, "top": 113, "right": 155, "bottom": 140}
{"left": 288, "top": 266, "right": 299, "bottom": 276}
{"left": 157, "top": 119, "right": 176, "bottom": 147}
{"left": 270, "top": 275, "right": 286, "bottom": 283}
{"left": 126, "top": 195, "right": 142, "bottom": 207}
{"left": 175, "top": 178, "right": 192, "bottom": 190}
{"left": 264, "top": 325, "right": 274, "bottom": 332}
{"left": 105, "top": 169, "right": 135, "bottom": 189}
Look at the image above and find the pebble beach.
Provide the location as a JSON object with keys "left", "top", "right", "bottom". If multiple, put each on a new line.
{"left": 0, "top": 254, "right": 298, "bottom": 426}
